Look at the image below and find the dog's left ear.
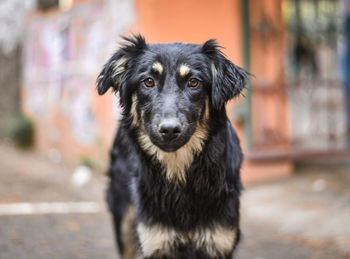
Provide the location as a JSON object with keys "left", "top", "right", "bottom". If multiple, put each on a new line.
{"left": 202, "top": 39, "right": 247, "bottom": 109}
{"left": 96, "top": 34, "right": 147, "bottom": 95}
{"left": 96, "top": 50, "right": 127, "bottom": 95}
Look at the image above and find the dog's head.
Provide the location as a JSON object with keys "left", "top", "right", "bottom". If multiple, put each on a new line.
{"left": 97, "top": 35, "right": 246, "bottom": 153}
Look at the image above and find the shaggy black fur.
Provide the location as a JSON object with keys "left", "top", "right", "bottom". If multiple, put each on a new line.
{"left": 97, "top": 35, "right": 247, "bottom": 259}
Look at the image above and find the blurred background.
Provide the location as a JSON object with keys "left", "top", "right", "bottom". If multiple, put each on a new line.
{"left": 0, "top": 0, "right": 349, "bottom": 258}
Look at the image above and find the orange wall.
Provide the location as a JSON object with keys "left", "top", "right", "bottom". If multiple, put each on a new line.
{"left": 133, "top": 0, "right": 244, "bottom": 66}
{"left": 22, "top": 0, "right": 244, "bottom": 163}
{"left": 23, "top": 0, "right": 293, "bottom": 181}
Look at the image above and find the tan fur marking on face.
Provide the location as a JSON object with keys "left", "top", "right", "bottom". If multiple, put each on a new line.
{"left": 130, "top": 95, "right": 138, "bottom": 127}
{"left": 121, "top": 205, "right": 137, "bottom": 259}
{"left": 137, "top": 98, "right": 209, "bottom": 183}
{"left": 152, "top": 62, "right": 163, "bottom": 74}
{"left": 179, "top": 64, "right": 190, "bottom": 77}
{"left": 137, "top": 223, "right": 236, "bottom": 257}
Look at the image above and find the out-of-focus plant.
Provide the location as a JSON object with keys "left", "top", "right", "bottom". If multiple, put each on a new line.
{"left": 5, "top": 113, "right": 34, "bottom": 148}
{"left": 78, "top": 154, "right": 105, "bottom": 174}
{"left": 79, "top": 154, "right": 95, "bottom": 169}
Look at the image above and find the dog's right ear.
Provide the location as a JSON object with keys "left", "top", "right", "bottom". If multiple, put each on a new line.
{"left": 96, "top": 34, "right": 147, "bottom": 95}
{"left": 202, "top": 39, "right": 247, "bottom": 109}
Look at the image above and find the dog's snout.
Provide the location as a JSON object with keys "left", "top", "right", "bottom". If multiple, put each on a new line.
{"left": 158, "top": 119, "right": 182, "bottom": 140}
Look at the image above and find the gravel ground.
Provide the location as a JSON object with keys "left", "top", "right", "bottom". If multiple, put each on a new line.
{"left": 0, "top": 142, "right": 349, "bottom": 259}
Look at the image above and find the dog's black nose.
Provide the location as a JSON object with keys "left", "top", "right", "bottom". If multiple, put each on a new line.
{"left": 158, "top": 119, "right": 182, "bottom": 140}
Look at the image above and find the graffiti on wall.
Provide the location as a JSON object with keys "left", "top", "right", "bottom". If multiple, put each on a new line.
{"left": 24, "top": 0, "right": 134, "bottom": 145}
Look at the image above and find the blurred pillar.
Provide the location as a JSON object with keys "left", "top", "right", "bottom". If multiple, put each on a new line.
{"left": 242, "top": 0, "right": 294, "bottom": 182}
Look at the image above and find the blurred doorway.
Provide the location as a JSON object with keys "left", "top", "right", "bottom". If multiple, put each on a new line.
{"left": 285, "top": 0, "right": 347, "bottom": 151}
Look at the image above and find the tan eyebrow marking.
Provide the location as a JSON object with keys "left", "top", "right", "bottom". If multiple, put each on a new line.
{"left": 179, "top": 64, "right": 191, "bottom": 77}
{"left": 152, "top": 62, "right": 163, "bottom": 74}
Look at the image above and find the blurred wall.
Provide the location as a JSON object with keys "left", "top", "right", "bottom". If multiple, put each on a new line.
{"left": 21, "top": 0, "right": 294, "bottom": 181}
{"left": 22, "top": 0, "right": 134, "bottom": 161}
{"left": 22, "top": 0, "right": 245, "bottom": 161}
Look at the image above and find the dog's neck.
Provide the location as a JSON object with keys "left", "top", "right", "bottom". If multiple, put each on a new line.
{"left": 137, "top": 120, "right": 209, "bottom": 183}
{"left": 129, "top": 110, "right": 229, "bottom": 184}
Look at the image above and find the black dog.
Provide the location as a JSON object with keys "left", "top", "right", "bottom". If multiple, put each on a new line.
{"left": 97, "top": 35, "right": 247, "bottom": 259}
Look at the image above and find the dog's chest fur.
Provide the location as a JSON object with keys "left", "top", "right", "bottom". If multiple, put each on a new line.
{"left": 134, "top": 127, "right": 233, "bottom": 228}
{"left": 133, "top": 152, "right": 240, "bottom": 258}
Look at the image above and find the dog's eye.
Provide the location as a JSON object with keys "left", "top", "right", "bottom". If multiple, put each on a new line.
{"left": 188, "top": 78, "right": 199, "bottom": 88}
{"left": 144, "top": 78, "right": 155, "bottom": 87}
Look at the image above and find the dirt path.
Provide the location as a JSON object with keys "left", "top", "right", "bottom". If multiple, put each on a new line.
{"left": 0, "top": 142, "right": 349, "bottom": 259}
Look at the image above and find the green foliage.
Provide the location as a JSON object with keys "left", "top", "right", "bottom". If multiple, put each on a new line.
{"left": 79, "top": 155, "right": 95, "bottom": 169}
{"left": 5, "top": 113, "right": 34, "bottom": 148}
{"left": 78, "top": 154, "right": 106, "bottom": 174}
